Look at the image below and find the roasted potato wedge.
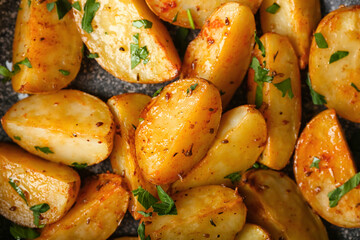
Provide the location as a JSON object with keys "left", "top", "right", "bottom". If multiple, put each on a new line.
{"left": 294, "top": 109, "right": 360, "bottom": 227}
{"left": 171, "top": 105, "right": 266, "bottom": 192}
{"left": 108, "top": 93, "right": 157, "bottom": 220}
{"left": 309, "top": 6, "right": 360, "bottom": 123}
{"left": 38, "top": 174, "right": 129, "bottom": 240}
{"left": 145, "top": 185, "right": 246, "bottom": 239}
{"left": 260, "top": 0, "right": 321, "bottom": 68}
{"left": 238, "top": 170, "right": 328, "bottom": 240}
{"left": 145, "top": 0, "right": 262, "bottom": 28}
{"left": 235, "top": 224, "right": 271, "bottom": 240}
{"left": 0, "top": 143, "right": 80, "bottom": 228}
{"left": 12, "top": 0, "right": 82, "bottom": 93}
{"left": 248, "top": 33, "right": 301, "bottom": 170}
{"left": 1, "top": 90, "right": 114, "bottom": 166}
{"left": 71, "top": 0, "right": 180, "bottom": 83}
{"left": 136, "top": 78, "right": 222, "bottom": 184}
{"left": 181, "top": 3, "right": 255, "bottom": 107}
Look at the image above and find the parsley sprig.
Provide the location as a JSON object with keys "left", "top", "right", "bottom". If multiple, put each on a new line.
{"left": 130, "top": 34, "right": 149, "bottom": 69}
{"left": 10, "top": 224, "right": 39, "bottom": 240}
{"left": 9, "top": 178, "right": 28, "bottom": 205}
{"left": 0, "top": 58, "right": 32, "bottom": 83}
{"left": 328, "top": 172, "right": 360, "bottom": 207}
{"left": 224, "top": 172, "right": 242, "bottom": 184}
{"left": 250, "top": 57, "right": 273, "bottom": 108}
{"left": 310, "top": 156, "right": 320, "bottom": 169}
{"left": 81, "top": 0, "right": 100, "bottom": 33}
{"left": 30, "top": 203, "right": 50, "bottom": 227}
{"left": 306, "top": 74, "right": 327, "bottom": 105}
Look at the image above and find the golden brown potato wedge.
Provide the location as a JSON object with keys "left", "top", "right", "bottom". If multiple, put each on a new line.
{"left": 1, "top": 90, "right": 114, "bottom": 166}
{"left": 181, "top": 3, "right": 255, "bottom": 107}
{"left": 38, "top": 174, "right": 129, "bottom": 240}
{"left": 12, "top": 0, "right": 82, "bottom": 93}
{"left": 71, "top": 0, "right": 180, "bottom": 83}
{"left": 145, "top": 185, "right": 246, "bottom": 239}
{"left": 145, "top": 0, "right": 262, "bottom": 28}
{"left": 0, "top": 143, "right": 80, "bottom": 228}
{"left": 238, "top": 170, "right": 328, "bottom": 240}
{"left": 235, "top": 224, "right": 271, "bottom": 240}
{"left": 294, "top": 109, "right": 360, "bottom": 228}
{"left": 171, "top": 105, "right": 266, "bottom": 192}
{"left": 107, "top": 93, "right": 157, "bottom": 220}
{"left": 136, "top": 78, "right": 222, "bottom": 185}
{"left": 260, "top": 0, "right": 321, "bottom": 69}
{"left": 309, "top": 6, "right": 360, "bottom": 123}
{"left": 247, "top": 33, "right": 301, "bottom": 170}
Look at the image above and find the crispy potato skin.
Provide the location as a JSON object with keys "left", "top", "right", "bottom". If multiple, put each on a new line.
{"left": 0, "top": 143, "right": 80, "bottom": 228}
{"left": 294, "top": 109, "right": 360, "bottom": 227}
{"left": 145, "top": 185, "right": 246, "bottom": 239}
{"left": 238, "top": 170, "right": 328, "bottom": 240}
{"left": 260, "top": 0, "right": 321, "bottom": 69}
{"left": 145, "top": 0, "right": 262, "bottom": 28}
{"left": 248, "top": 33, "right": 301, "bottom": 170}
{"left": 171, "top": 105, "right": 266, "bottom": 192}
{"left": 71, "top": 0, "right": 180, "bottom": 84}
{"left": 235, "top": 224, "right": 271, "bottom": 240}
{"left": 38, "top": 174, "right": 129, "bottom": 240}
{"left": 181, "top": 3, "right": 255, "bottom": 107}
{"left": 1, "top": 90, "right": 115, "bottom": 166}
{"left": 309, "top": 6, "right": 360, "bottom": 122}
{"left": 12, "top": 0, "right": 82, "bottom": 94}
{"left": 136, "top": 78, "right": 222, "bottom": 184}
{"left": 108, "top": 93, "right": 157, "bottom": 220}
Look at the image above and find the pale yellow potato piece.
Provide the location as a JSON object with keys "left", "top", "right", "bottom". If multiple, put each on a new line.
{"left": 171, "top": 105, "right": 266, "bottom": 192}
{"left": 309, "top": 6, "right": 360, "bottom": 123}
{"left": 12, "top": 0, "right": 82, "bottom": 94}
{"left": 108, "top": 93, "right": 157, "bottom": 220}
{"left": 238, "top": 170, "right": 328, "bottom": 240}
{"left": 145, "top": 185, "right": 246, "bottom": 239}
{"left": 38, "top": 173, "right": 129, "bottom": 240}
{"left": 0, "top": 143, "right": 80, "bottom": 228}
{"left": 294, "top": 109, "right": 360, "bottom": 228}
{"left": 260, "top": 0, "right": 321, "bottom": 69}
{"left": 235, "top": 224, "right": 271, "bottom": 240}
{"left": 181, "top": 3, "right": 255, "bottom": 107}
{"left": 1, "top": 90, "right": 114, "bottom": 166}
{"left": 71, "top": 0, "right": 180, "bottom": 83}
{"left": 136, "top": 78, "right": 222, "bottom": 184}
{"left": 248, "top": 33, "right": 301, "bottom": 170}
{"left": 145, "top": 0, "right": 262, "bottom": 28}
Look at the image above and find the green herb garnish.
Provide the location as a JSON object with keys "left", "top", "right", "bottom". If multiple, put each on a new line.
{"left": 137, "top": 211, "right": 152, "bottom": 217}
{"left": 310, "top": 156, "right": 320, "bottom": 169}
{"left": 152, "top": 87, "right": 163, "bottom": 97}
{"left": 152, "top": 186, "right": 177, "bottom": 216}
{"left": 274, "top": 78, "right": 294, "bottom": 99}
{"left": 314, "top": 33, "right": 328, "bottom": 49}
{"left": 71, "top": 162, "right": 88, "bottom": 169}
{"left": 187, "top": 9, "right": 195, "bottom": 29}
{"left": 46, "top": 2, "right": 55, "bottom": 12}
{"left": 14, "top": 136, "right": 21, "bottom": 141}
{"left": 59, "top": 69, "right": 70, "bottom": 76}
{"left": 351, "top": 83, "right": 360, "bottom": 92}
{"left": 250, "top": 57, "right": 273, "bottom": 108}
{"left": 132, "top": 19, "right": 153, "bottom": 29}
{"left": 266, "top": 3, "right": 280, "bottom": 14}
{"left": 252, "top": 162, "right": 269, "bottom": 169}
{"left": 132, "top": 186, "right": 158, "bottom": 210}
{"left": 87, "top": 53, "right": 99, "bottom": 58}
{"left": 130, "top": 33, "right": 149, "bottom": 69}
{"left": 81, "top": 0, "right": 100, "bottom": 33}
{"left": 329, "top": 51, "right": 349, "bottom": 64}
{"left": 138, "top": 222, "right": 151, "bottom": 240}
{"left": 172, "top": 11, "right": 179, "bottom": 23}
{"left": 9, "top": 178, "right": 28, "bottom": 205}
{"left": 28, "top": 0, "right": 31, "bottom": 7}
{"left": 306, "top": 74, "right": 327, "bottom": 105}
{"left": 34, "top": 146, "right": 54, "bottom": 154}
{"left": 224, "top": 172, "right": 242, "bottom": 184}
{"left": 72, "top": 1, "right": 81, "bottom": 11}
{"left": 328, "top": 172, "right": 360, "bottom": 207}
{"left": 0, "top": 58, "right": 32, "bottom": 82}
{"left": 30, "top": 203, "right": 50, "bottom": 227}
{"left": 10, "top": 224, "right": 39, "bottom": 240}
{"left": 254, "top": 31, "right": 265, "bottom": 57}
{"left": 55, "top": 0, "right": 72, "bottom": 20}
{"left": 187, "top": 83, "right": 198, "bottom": 95}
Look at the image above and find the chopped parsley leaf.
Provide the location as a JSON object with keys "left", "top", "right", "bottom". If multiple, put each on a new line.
{"left": 252, "top": 162, "right": 269, "bottom": 170}
{"left": 187, "top": 9, "right": 195, "bottom": 29}
{"left": 310, "top": 157, "right": 321, "bottom": 169}
{"left": 137, "top": 211, "right": 152, "bottom": 217}
{"left": 187, "top": 83, "right": 198, "bottom": 95}
{"left": 46, "top": 2, "right": 55, "bottom": 12}
{"left": 132, "top": 186, "right": 158, "bottom": 210}
{"left": 9, "top": 178, "right": 28, "bottom": 205}
{"left": 152, "top": 87, "right": 163, "bottom": 97}
{"left": 224, "top": 171, "right": 241, "bottom": 184}
{"left": 14, "top": 136, "right": 21, "bottom": 141}
{"left": 55, "top": 0, "right": 72, "bottom": 20}
{"left": 172, "top": 11, "right": 179, "bottom": 23}
{"left": 87, "top": 53, "right": 99, "bottom": 58}
{"left": 130, "top": 33, "right": 149, "bottom": 69}
{"left": 254, "top": 31, "right": 265, "bottom": 57}
{"left": 138, "top": 222, "right": 151, "bottom": 240}
{"left": 274, "top": 78, "right": 294, "bottom": 99}
{"left": 250, "top": 57, "right": 273, "bottom": 108}
{"left": 30, "top": 203, "right": 50, "bottom": 227}
{"left": 329, "top": 51, "right": 349, "bottom": 64}
{"left": 34, "top": 146, "right": 54, "bottom": 154}
{"left": 132, "top": 19, "right": 153, "bottom": 29}
{"left": 59, "top": 69, "right": 70, "bottom": 76}
{"left": 10, "top": 224, "right": 39, "bottom": 240}
{"left": 306, "top": 74, "right": 327, "bottom": 105}
{"left": 72, "top": 1, "right": 81, "bottom": 11}
{"left": 81, "top": 0, "right": 100, "bottom": 33}
{"left": 328, "top": 172, "right": 360, "bottom": 208}
{"left": 152, "top": 186, "right": 177, "bottom": 216}
{"left": 351, "top": 83, "right": 360, "bottom": 92}
{"left": 314, "top": 33, "right": 328, "bottom": 49}
{"left": 266, "top": 3, "right": 280, "bottom": 14}
{"left": 71, "top": 162, "right": 88, "bottom": 169}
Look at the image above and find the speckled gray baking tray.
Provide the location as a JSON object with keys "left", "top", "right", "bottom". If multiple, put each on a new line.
{"left": 0, "top": 0, "right": 360, "bottom": 239}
